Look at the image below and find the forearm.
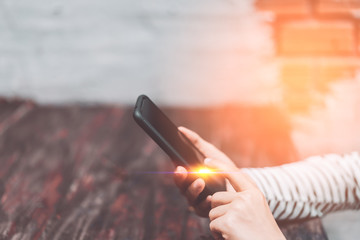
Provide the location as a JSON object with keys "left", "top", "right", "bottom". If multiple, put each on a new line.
{"left": 242, "top": 152, "right": 360, "bottom": 221}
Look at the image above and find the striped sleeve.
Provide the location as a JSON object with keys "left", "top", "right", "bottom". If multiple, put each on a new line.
{"left": 242, "top": 152, "right": 360, "bottom": 221}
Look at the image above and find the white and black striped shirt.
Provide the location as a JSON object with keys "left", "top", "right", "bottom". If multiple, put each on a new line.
{"left": 243, "top": 152, "right": 360, "bottom": 221}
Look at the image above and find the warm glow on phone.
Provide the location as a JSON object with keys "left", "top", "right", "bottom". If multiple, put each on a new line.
{"left": 195, "top": 167, "right": 214, "bottom": 178}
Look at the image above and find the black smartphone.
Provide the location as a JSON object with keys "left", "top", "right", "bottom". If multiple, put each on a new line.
{"left": 133, "top": 95, "right": 225, "bottom": 204}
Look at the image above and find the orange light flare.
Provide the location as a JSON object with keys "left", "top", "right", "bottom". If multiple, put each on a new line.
{"left": 190, "top": 167, "right": 216, "bottom": 178}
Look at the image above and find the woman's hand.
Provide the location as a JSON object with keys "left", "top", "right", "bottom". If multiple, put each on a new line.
{"left": 173, "top": 127, "right": 236, "bottom": 217}
{"left": 173, "top": 127, "right": 284, "bottom": 239}
{"left": 206, "top": 158, "right": 285, "bottom": 240}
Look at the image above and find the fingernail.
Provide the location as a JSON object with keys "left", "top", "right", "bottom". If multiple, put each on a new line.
{"left": 174, "top": 166, "right": 183, "bottom": 174}
{"left": 204, "top": 158, "right": 212, "bottom": 165}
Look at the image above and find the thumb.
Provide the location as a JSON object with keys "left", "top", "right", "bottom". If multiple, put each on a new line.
{"left": 204, "top": 158, "right": 255, "bottom": 192}
{"left": 178, "top": 126, "right": 208, "bottom": 151}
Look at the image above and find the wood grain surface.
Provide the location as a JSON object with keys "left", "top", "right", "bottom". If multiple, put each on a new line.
{"left": 0, "top": 99, "right": 327, "bottom": 240}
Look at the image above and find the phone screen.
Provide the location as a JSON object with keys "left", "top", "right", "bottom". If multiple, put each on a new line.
{"left": 137, "top": 96, "right": 204, "bottom": 168}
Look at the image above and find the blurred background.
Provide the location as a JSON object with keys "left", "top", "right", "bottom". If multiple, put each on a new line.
{"left": 0, "top": 0, "right": 360, "bottom": 239}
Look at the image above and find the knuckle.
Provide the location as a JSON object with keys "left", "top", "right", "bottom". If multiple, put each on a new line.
{"left": 209, "top": 220, "right": 216, "bottom": 232}
{"left": 231, "top": 199, "right": 244, "bottom": 211}
{"left": 211, "top": 192, "right": 222, "bottom": 201}
{"left": 208, "top": 209, "right": 215, "bottom": 219}
{"left": 223, "top": 214, "right": 234, "bottom": 230}
{"left": 213, "top": 191, "right": 222, "bottom": 198}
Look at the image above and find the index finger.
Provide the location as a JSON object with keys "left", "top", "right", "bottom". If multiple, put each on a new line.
{"left": 204, "top": 158, "right": 256, "bottom": 192}
{"left": 178, "top": 126, "right": 212, "bottom": 155}
{"left": 210, "top": 191, "right": 239, "bottom": 209}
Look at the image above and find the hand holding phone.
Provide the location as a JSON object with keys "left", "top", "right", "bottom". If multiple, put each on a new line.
{"left": 133, "top": 95, "right": 226, "bottom": 205}
{"left": 174, "top": 126, "right": 236, "bottom": 217}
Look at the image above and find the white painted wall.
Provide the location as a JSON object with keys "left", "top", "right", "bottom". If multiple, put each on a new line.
{"left": 0, "top": 0, "right": 278, "bottom": 106}
{"left": 0, "top": 1, "right": 359, "bottom": 239}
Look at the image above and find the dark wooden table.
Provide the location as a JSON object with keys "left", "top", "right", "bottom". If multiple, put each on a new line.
{"left": 0, "top": 99, "right": 327, "bottom": 239}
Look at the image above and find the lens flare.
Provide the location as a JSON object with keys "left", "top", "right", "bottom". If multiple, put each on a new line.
{"left": 197, "top": 168, "right": 213, "bottom": 174}
{"left": 193, "top": 167, "right": 214, "bottom": 178}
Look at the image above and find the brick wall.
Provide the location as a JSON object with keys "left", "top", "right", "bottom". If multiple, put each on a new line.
{"left": 256, "top": 0, "right": 360, "bottom": 113}
{"left": 256, "top": 3, "right": 360, "bottom": 237}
